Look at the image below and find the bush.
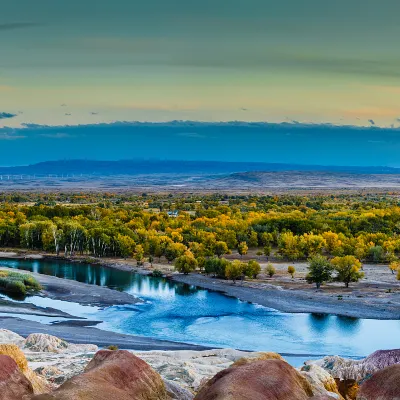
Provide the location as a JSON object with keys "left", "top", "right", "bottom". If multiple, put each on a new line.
{"left": 151, "top": 269, "right": 163, "bottom": 278}
{"left": 107, "top": 345, "right": 119, "bottom": 351}
{"left": 0, "top": 271, "right": 42, "bottom": 297}
{"left": 265, "top": 263, "right": 276, "bottom": 278}
{"left": 6, "top": 280, "right": 27, "bottom": 296}
{"left": 287, "top": 265, "right": 296, "bottom": 278}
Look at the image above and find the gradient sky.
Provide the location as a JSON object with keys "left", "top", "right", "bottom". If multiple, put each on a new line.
{"left": 1, "top": 0, "right": 400, "bottom": 129}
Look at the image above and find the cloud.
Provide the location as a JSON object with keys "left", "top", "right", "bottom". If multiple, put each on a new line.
{"left": 0, "top": 23, "right": 42, "bottom": 31}
{"left": 0, "top": 112, "right": 17, "bottom": 120}
{"left": 368, "top": 119, "right": 376, "bottom": 125}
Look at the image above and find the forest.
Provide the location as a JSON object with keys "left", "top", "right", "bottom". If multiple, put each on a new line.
{"left": 1, "top": 192, "right": 400, "bottom": 268}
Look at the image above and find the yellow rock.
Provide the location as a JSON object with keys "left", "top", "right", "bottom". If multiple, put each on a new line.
{"left": 231, "top": 351, "right": 284, "bottom": 367}
{"left": 0, "top": 344, "right": 50, "bottom": 394}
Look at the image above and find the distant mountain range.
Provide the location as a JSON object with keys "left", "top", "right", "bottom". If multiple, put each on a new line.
{"left": 0, "top": 160, "right": 399, "bottom": 176}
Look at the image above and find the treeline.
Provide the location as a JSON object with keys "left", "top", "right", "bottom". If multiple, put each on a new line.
{"left": 1, "top": 194, "right": 400, "bottom": 263}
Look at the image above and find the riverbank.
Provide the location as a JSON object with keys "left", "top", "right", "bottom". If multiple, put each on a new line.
{"left": 170, "top": 273, "right": 400, "bottom": 320}
{"left": 1, "top": 251, "right": 399, "bottom": 320}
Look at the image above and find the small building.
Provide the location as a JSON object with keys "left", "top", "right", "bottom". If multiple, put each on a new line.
{"left": 167, "top": 210, "right": 179, "bottom": 218}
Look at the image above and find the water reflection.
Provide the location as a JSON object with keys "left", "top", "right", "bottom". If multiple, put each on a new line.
{"left": 1, "top": 258, "right": 399, "bottom": 356}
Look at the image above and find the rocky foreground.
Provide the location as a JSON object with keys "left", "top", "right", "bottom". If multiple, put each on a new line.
{"left": 0, "top": 329, "right": 399, "bottom": 400}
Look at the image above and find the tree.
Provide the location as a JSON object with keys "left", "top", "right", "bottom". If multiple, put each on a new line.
{"left": 288, "top": 265, "right": 296, "bottom": 279}
{"left": 174, "top": 253, "right": 198, "bottom": 275}
{"left": 197, "top": 256, "right": 206, "bottom": 272}
{"left": 331, "top": 255, "right": 364, "bottom": 288}
{"left": 134, "top": 244, "right": 144, "bottom": 265}
{"left": 367, "top": 245, "right": 384, "bottom": 263}
{"left": 148, "top": 255, "right": 154, "bottom": 266}
{"left": 397, "top": 268, "right": 400, "bottom": 281}
{"left": 225, "top": 260, "right": 244, "bottom": 283}
{"left": 244, "top": 260, "right": 261, "bottom": 278}
{"left": 389, "top": 261, "right": 399, "bottom": 275}
{"left": 265, "top": 263, "right": 276, "bottom": 278}
{"left": 165, "top": 242, "right": 187, "bottom": 263}
{"left": 263, "top": 244, "right": 271, "bottom": 258}
{"left": 306, "top": 254, "right": 333, "bottom": 289}
{"left": 237, "top": 241, "right": 248, "bottom": 258}
{"left": 214, "top": 241, "right": 229, "bottom": 258}
{"left": 116, "top": 234, "right": 135, "bottom": 259}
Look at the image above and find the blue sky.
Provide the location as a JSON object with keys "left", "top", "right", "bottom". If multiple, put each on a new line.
{"left": 1, "top": 122, "right": 399, "bottom": 167}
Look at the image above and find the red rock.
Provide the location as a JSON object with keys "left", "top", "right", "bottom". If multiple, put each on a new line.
{"left": 0, "top": 354, "right": 34, "bottom": 400}
{"left": 357, "top": 364, "right": 400, "bottom": 400}
{"left": 194, "top": 359, "right": 314, "bottom": 400}
{"left": 32, "top": 349, "right": 169, "bottom": 400}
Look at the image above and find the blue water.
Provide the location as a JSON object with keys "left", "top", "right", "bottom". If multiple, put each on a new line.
{"left": 1, "top": 258, "right": 399, "bottom": 358}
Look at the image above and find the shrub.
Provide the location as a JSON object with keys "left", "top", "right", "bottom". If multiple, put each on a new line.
{"left": 265, "top": 263, "right": 276, "bottom": 278}
{"left": 0, "top": 271, "right": 42, "bottom": 297}
{"left": 107, "top": 345, "right": 119, "bottom": 351}
{"left": 151, "top": 269, "right": 163, "bottom": 278}
{"left": 287, "top": 265, "right": 296, "bottom": 278}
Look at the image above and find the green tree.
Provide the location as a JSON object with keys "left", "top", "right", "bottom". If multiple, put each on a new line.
{"left": 196, "top": 256, "right": 206, "bottom": 272}
{"left": 237, "top": 241, "right": 248, "bottom": 258}
{"left": 225, "top": 260, "right": 244, "bottom": 283}
{"left": 331, "top": 255, "right": 364, "bottom": 288}
{"left": 244, "top": 260, "right": 261, "bottom": 278}
{"left": 175, "top": 253, "right": 198, "bottom": 275}
{"left": 306, "top": 254, "right": 333, "bottom": 289}
{"left": 263, "top": 244, "right": 271, "bottom": 258}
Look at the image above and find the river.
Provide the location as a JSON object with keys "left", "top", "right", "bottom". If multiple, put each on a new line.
{"left": 1, "top": 258, "right": 399, "bottom": 359}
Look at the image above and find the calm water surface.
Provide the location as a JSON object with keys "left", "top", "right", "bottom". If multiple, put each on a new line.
{"left": 1, "top": 258, "right": 399, "bottom": 357}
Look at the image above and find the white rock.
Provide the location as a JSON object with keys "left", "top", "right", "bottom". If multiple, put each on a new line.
{"left": 0, "top": 329, "right": 25, "bottom": 346}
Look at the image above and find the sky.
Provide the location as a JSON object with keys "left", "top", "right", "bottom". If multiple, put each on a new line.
{"left": 1, "top": 1, "right": 400, "bottom": 166}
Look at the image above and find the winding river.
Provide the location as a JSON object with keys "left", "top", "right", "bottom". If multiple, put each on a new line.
{"left": 1, "top": 258, "right": 399, "bottom": 360}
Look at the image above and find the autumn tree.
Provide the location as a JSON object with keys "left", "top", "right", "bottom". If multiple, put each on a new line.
{"left": 214, "top": 241, "right": 229, "bottom": 258}
{"left": 331, "top": 255, "right": 364, "bottom": 288}
{"left": 237, "top": 241, "right": 248, "bottom": 258}
{"left": 243, "top": 259, "right": 261, "bottom": 278}
{"left": 389, "top": 261, "right": 400, "bottom": 275}
{"left": 165, "top": 242, "right": 187, "bottom": 263}
{"left": 288, "top": 265, "right": 296, "bottom": 278}
{"left": 134, "top": 244, "right": 145, "bottom": 265}
{"left": 175, "top": 253, "right": 198, "bottom": 275}
{"left": 265, "top": 263, "right": 276, "bottom": 278}
{"left": 306, "top": 254, "right": 333, "bottom": 289}
{"left": 225, "top": 260, "right": 244, "bottom": 283}
{"left": 116, "top": 234, "right": 136, "bottom": 259}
